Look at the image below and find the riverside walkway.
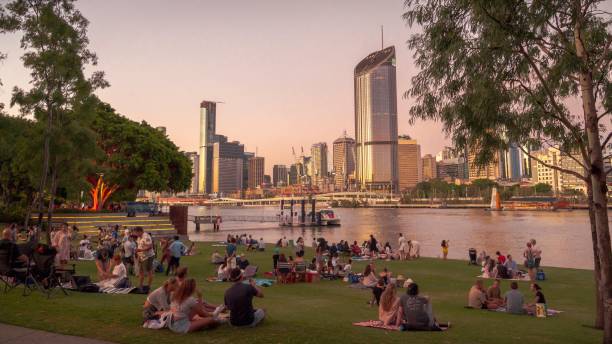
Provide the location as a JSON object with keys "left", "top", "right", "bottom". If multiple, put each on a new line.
{"left": 0, "top": 323, "right": 115, "bottom": 344}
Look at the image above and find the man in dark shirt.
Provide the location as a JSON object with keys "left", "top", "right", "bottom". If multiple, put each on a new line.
{"left": 224, "top": 267, "right": 265, "bottom": 327}
{"left": 0, "top": 228, "right": 28, "bottom": 268}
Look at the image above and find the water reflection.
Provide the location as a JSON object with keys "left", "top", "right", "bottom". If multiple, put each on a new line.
{"left": 187, "top": 206, "right": 601, "bottom": 270}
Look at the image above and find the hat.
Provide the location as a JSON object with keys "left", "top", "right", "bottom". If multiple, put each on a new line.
{"left": 229, "top": 268, "right": 243, "bottom": 282}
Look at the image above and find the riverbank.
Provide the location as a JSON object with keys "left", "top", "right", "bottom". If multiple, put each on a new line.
{"left": 0, "top": 242, "right": 601, "bottom": 344}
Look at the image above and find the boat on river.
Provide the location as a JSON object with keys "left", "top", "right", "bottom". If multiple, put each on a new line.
{"left": 502, "top": 197, "right": 571, "bottom": 211}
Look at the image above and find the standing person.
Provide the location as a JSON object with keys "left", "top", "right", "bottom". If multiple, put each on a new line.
{"left": 226, "top": 238, "right": 237, "bottom": 257}
{"left": 504, "top": 282, "right": 525, "bottom": 315}
{"left": 168, "top": 278, "right": 219, "bottom": 333}
{"left": 134, "top": 227, "right": 155, "bottom": 292}
{"left": 224, "top": 268, "right": 265, "bottom": 327}
{"left": 530, "top": 239, "right": 542, "bottom": 269}
{"left": 496, "top": 251, "right": 506, "bottom": 265}
{"left": 52, "top": 225, "right": 71, "bottom": 265}
{"left": 215, "top": 216, "right": 222, "bottom": 232}
{"left": 122, "top": 235, "right": 136, "bottom": 275}
{"left": 167, "top": 236, "right": 187, "bottom": 276}
{"left": 295, "top": 237, "right": 305, "bottom": 257}
{"left": 441, "top": 240, "right": 449, "bottom": 260}
{"left": 368, "top": 234, "right": 378, "bottom": 257}
{"left": 398, "top": 233, "right": 408, "bottom": 260}
{"left": 523, "top": 242, "right": 537, "bottom": 281}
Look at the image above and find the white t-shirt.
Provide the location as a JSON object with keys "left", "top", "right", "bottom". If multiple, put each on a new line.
{"left": 398, "top": 236, "right": 407, "bottom": 251}
{"left": 79, "top": 239, "right": 90, "bottom": 248}
{"left": 123, "top": 240, "right": 136, "bottom": 258}
{"left": 137, "top": 233, "right": 155, "bottom": 261}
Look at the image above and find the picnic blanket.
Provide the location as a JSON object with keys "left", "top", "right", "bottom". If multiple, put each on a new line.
{"left": 99, "top": 287, "right": 137, "bottom": 294}
{"left": 353, "top": 320, "right": 450, "bottom": 332}
{"left": 351, "top": 256, "right": 372, "bottom": 261}
{"left": 353, "top": 320, "right": 399, "bottom": 331}
{"left": 491, "top": 307, "right": 563, "bottom": 317}
{"left": 476, "top": 274, "right": 531, "bottom": 282}
{"left": 348, "top": 283, "right": 371, "bottom": 290}
{"left": 243, "top": 278, "right": 275, "bottom": 287}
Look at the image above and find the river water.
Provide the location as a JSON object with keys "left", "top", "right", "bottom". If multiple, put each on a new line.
{"left": 187, "top": 206, "right": 603, "bottom": 270}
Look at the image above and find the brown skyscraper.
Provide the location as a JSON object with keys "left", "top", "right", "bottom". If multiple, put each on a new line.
{"left": 333, "top": 134, "right": 355, "bottom": 191}
{"left": 397, "top": 136, "right": 422, "bottom": 190}
{"left": 248, "top": 157, "right": 265, "bottom": 189}
{"left": 422, "top": 154, "right": 437, "bottom": 181}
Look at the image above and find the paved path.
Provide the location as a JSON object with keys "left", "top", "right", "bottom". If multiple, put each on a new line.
{"left": 0, "top": 323, "right": 115, "bottom": 344}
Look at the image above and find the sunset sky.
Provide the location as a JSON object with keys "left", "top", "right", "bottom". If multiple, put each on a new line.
{"left": 0, "top": 0, "right": 452, "bottom": 174}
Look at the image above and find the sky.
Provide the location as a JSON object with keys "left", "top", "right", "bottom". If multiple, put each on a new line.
{"left": 0, "top": 0, "right": 450, "bottom": 174}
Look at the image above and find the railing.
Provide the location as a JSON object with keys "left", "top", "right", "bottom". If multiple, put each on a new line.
{"left": 191, "top": 215, "right": 279, "bottom": 223}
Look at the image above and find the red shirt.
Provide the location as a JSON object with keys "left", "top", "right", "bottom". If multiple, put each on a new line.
{"left": 497, "top": 255, "right": 507, "bottom": 264}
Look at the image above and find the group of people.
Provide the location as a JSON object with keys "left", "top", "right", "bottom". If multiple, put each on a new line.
{"left": 143, "top": 266, "right": 265, "bottom": 333}
{"left": 468, "top": 279, "right": 546, "bottom": 315}
{"left": 478, "top": 239, "right": 543, "bottom": 282}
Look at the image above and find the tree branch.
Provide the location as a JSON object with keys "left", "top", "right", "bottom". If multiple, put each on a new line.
{"left": 603, "top": 132, "right": 612, "bottom": 147}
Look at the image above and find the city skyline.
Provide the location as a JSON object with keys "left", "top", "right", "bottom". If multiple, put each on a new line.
{"left": 0, "top": 0, "right": 451, "bottom": 175}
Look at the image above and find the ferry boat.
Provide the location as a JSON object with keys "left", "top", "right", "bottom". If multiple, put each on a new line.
{"left": 317, "top": 209, "right": 341, "bottom": 226}
{"left": 502, "top": 197, "right": 571, "bottom": 211}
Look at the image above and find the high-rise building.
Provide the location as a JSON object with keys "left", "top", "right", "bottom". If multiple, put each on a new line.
{"left": 242, "top": 152, "right": 254, "bottom": 190}
{"left": 437, "top": 157, "right": 466, "bottom": 180}
{"left": 499, "top": 144, "right": 522, "bottom": 181}
{"left": 532, "top": 147, "right": 562, "bottom": 191}
{"left": 311, "top": 142, "right": 328, "bottom": 188}
{"left": 273, "top": 164, "right": 288, "bottom": 187}
{"left": 467, "top": 148, "right": 500, "bottom": 180}
{"left": 354, "top": 46, "right": 399, "bottom": 191}
{"left": 212, "top": 141, "right": 244, "bottom": 195}
{"left": 248, "top": 157, "right": 265, "bottom": 189}
{"left": 422, "top": 154, "right": 437, "bottom": 181}
{"left": 333, "top": 134, "right": 356, "bottom": 191}
{"left": 436, "top": 146, "right": 454, "bottom": 162}
{"left": 288, "top": 164, "right": 299, "bottom": 185}
{"left": 397, "top": 136, "right": 422, "bottom": 190}
{"left": 183, "top": 152, "right": 199, "bottom": 194}
{"left": 198, "top": 101, "right": 217, "bottom": 194}
{"left": 560, "top": 152, "right": 586, "bottom": 193}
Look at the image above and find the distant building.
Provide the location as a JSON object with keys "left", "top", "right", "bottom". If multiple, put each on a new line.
{"left": 532, "top": 147, "right": 561, "bottom": 192}
{"left": 248, "top": 157, "right": 265, "bottom": 189}
{"left": 560, "top": 152, "right": 586, "bottom": 194}
{"left": 354, "top": 46, "right": 398, "bottom": 191}
{"left": 184, "top": 152, "right": 199, "bottom": 194}
{"left": 198, "top": 101, "right": 218, "bottom": 194}
{"left": 311, "top": 142, "right": 328, "bottom": 188}
{"left": 272, "top": 164, "right": 288, "bottom": 187}
{"left": 499, "top": 144, "right": 522, "bottom": 181}
{"left": 242, "top": 152, "right": 254, "bottom": 190}
{"left": 212, "top": 141, "right": 244, "bottom": 195}
{"left": 333, "top": 134, "right": 356, "bottom": 191}
{"left": 263, "top": 175, "right": 272, "bottom": 185}
{"left": 397, "top": 136, "right": 422, "bottom": 190}
{"left": 437, "top": 157, "right": 466, "bottom": 180}
{"left": 422, "top": 154, "right": 437, "bottom": 181}
{"left": 288, "top": 164, "right": 299, "bottom": 185}
{"left": 467, "top": 149, "right": 500, "bottom": 180}
{"left": 436, "top": 146, "right": 454, "bottom": 162}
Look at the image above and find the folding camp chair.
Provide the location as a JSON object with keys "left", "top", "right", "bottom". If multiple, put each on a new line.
{"left": 243, "top": 265, "right": 258, "bottom": 279}
{"left": 294, "top": 262, "right": 307, "bottom": 282}
{"left": 29, "top": 245, "right": 73, "bottom": 298}
{"left": 276, "top": 262, "right": 292, "bottom": 284}
{"left": 0, "top": 246, "right": 28, "bottom": 293}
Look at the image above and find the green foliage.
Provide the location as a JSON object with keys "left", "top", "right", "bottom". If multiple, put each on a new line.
{"left": 534, "top": 182, "right": 553, "bottom": 194}
{"left": 91, "top": 102, "right": 193, "bottom": 199}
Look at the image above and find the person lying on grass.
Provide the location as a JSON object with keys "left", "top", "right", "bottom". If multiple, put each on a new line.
{"left": 168, "top": 278, "right": 221, "bottom": 333}
{"left": 143, "top": 277, "right": 179, "bottom": 322}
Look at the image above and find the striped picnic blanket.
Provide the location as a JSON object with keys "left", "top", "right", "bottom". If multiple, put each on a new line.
{"left": 353, "top": 320, "right": 399, "bottom": 331}
{"left": 99, "top": 287, "right": 137, "bottom": 294}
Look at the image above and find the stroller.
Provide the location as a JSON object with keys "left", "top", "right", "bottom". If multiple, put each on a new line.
{"left": 28, "top": 244, "right": 74, "bottom": 298}
{"left": 468, "top": 248, "right": 478, "bottom": 265}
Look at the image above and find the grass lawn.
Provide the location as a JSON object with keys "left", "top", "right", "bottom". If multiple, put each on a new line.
{"left": 0, "top": 242, "right": 602, "bottom": 344}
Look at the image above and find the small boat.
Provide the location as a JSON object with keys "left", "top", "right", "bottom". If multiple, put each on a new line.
{"left": 318, "top": 209, "right": 341, "bottom": 226}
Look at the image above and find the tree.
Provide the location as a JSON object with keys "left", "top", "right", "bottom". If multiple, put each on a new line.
{"left": 0, "top": 0, "right": 107, "bottom": 232}
{"left": 404, "top": 0, "right": 611, "bottom": 337}
{"left": 89, "top": 102, "right": 192, "bottom": 205}
{"left": 534, "top": 182, "right": 553, "bottom": 194}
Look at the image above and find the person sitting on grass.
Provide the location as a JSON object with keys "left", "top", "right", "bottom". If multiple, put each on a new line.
{"left": 143, "top": 277, "right": 179, "bottom": 321}
{"left": 468, "top": 279, "right": 501, "bottom": 309}
{"left": 400, "top": 283, "right": 448, "bottom": 331}
{"left": 97, "top": 255, "right": 127, "bottom": 288}
{"left": 350, "top": 241, "right": 362, "bottom": 256}
{"left": 168, "top": 278, "right": 220, "bottom": 333}
{"left": 224, "top": 267, "right": 265, "bottom": 327}
{"left": 211, "top": 250, "right": 224, "bottom": 264}
{"left": 371, "top": 278, "right": 386, "bottom": 307}
{"left": 379, "top": 284, "right": 402, "bottom": 326}
{"left": 95, "top": 246, "right": 111, "bottom": 281}
{"left": 175, "top": 267, "right": 189, "bottom": 285}
{"left": 342, "top": 258, "right": 353, "bottom": 275}
{"left": 486, "top": 279, "right": 504, "bottom": 305}
{"left": 504, "top": 254, "right": 518, "bottom": 278}
{"left": 504, "top": 282, "right": 525, "bottom": 315}
{"left": 525, "top": 283, "right": 546, "bottom": 314}
{"left": 277, "top": 254, "right": 291, "bottom": 283}
{"left": 362, "top": 263, "right": 378, "bottom": 288}
{"left": 217, "top": 262, "right": 229, "bottom": 281}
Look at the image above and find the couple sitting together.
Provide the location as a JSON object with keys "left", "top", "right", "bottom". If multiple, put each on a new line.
{"left": 378, "top": 282, "right": 449, "bottom": 331}
{"left": 142, "top": 267, "right": 265, "bottom": 333}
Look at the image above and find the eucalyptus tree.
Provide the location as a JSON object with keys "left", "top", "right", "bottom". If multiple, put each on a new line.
{"left": 0, "top": 0, "right": 107, "bottom": 229}
{"left": 403, "top": 0, "right": 611, "bottom": 338}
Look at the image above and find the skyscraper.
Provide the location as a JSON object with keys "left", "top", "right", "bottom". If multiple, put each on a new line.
{"left": 248, "top": 157, "right": 265, "bottom": 189}
{"left": 467, "top": 148, "right": 500, "bottom": 180}
{"left": 333, "top": 134, "right": 356, "bottom": 191}
{"left": 273, "top": 164, "right": 288, "bottom": 187}
{"left": 397, "top": 136, "right": 422, "bottom": 190}
{"left": 183, "top": 152, "right": 199, "bottom": 194}
{"left": 242, "top": 152, "right": 254, "bottom": 190}
{"left": 422, "top": 154, "right": 437, "bottom": 181}
{"left": 212, "top": 141, "right": 244, "bottom": 195}
{"left": 198, "top": 101, "right": 217, "bottom": 194}
{"left": 311, "top": 142, "right": 328, "bottom": 188}
{"left": 354, "top": 46, "right": 399, "bottom": 191}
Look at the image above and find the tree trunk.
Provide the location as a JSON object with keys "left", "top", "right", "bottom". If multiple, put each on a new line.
{"left": 588, "top": 181, "right": 604, "bottom": 329}
{"left": 46, "top": 157, "right": 59, "bottom": 232}
{"left": 36, "top": 102, "right": 53, "bottom": 230}
{"left": 576, "top": 25, "right": 612, "bottom": 342}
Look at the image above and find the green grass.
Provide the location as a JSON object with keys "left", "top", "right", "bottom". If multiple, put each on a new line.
{"left": 0, "top": 242, "right": 602, "bottom": 344}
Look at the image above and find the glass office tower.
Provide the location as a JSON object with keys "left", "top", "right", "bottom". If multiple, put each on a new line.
{"left": 354, "top": 46, "right": 398, "bottom": 191}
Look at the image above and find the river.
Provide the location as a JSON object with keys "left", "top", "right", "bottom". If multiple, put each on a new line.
{"left": 186, "top": 206, "right": 602, "bottom": 270}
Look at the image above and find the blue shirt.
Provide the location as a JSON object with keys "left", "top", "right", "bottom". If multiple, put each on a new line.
{"left": 169, "top": 240, "right": 186, "bottom": 258}
{"left": 227, "top": 243, "right": 237, "bottom": 257}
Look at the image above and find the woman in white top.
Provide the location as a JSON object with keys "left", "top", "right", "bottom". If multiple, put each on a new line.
{"left": 97, "top": 255, "right": 127, "bottom": 288}
{"left": 168, "top": 278, "right": 218, "bottom": 333}
{"left": 398, "top": 234, "right": 408, "bottom": 260}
